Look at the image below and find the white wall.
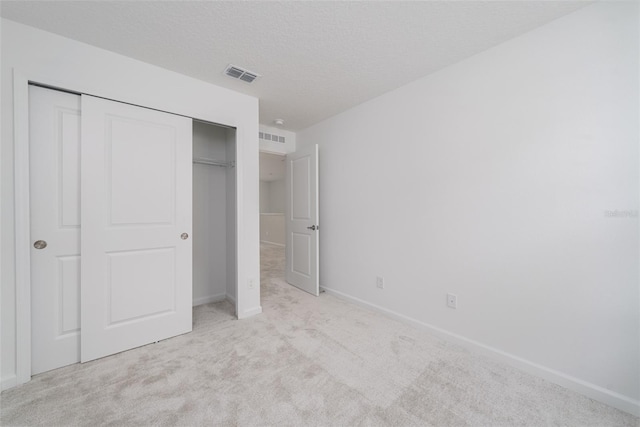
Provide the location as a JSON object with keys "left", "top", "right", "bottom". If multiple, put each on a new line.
{"left": 260, "top": 181, "right": 271, "bottom": 213}
{"left": 192, "top": 121, "right": 229, "bottom": 305}
{"left": 297, "top": 2, "right": 639, "bottom": 415}
{"left": 259, "top": 179, "right": 285, "bottom": 245}
{"left": 267, "top": 180, "right": 285, "bottom": 214}
{"left": 260, "top": 214, "right": 285, "bottom": 246}
{"left": 260, "top": 179, "right": 285, "bottom": 214}
{"left": 1, "top": 19, "right": 261, "bottom": 389}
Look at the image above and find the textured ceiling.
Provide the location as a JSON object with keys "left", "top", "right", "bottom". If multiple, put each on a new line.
{"left": 1, "top": 1, "right": 590, "bottom": 131}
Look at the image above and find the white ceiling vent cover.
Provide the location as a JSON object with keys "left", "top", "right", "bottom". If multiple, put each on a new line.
{"left": 259, "top": 132, "right": 285, "bottom": 143}
{"left": 224, "top": 64, "right": 261, "bottom": 84}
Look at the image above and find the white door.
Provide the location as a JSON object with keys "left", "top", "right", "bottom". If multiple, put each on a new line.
{"left": 285, "top": 144, "right": 319, "bottom": 296}
{"left": 81, "top": 95, "right": 193, "bottom": 362}
{"left": 29, "top": 86, "right": 82, "bottom": 374}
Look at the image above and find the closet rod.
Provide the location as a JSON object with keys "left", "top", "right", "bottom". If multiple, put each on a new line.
{"left": 193, "top": 157, "right": 235, "bottom": 168}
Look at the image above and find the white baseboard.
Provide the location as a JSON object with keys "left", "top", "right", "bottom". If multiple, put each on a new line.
{"left": 239, "top": 306, "right": 262, "bottom": 319}
{"left": 192, "top": 293, "right": 227, "bottom": 307}
{"left": 226, "top": 293, "right": 237, "bottom": 304}
{"left": 1, "top": 374, "right": 17, "bottom": 391}
{"left": 260, "top": 240, "right": 285, "bottom": 247}
{"left": 320, "top": 286, "right": 640, "bottom": 417}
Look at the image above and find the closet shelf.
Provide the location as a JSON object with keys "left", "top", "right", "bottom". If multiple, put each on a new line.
{"left": 193, "top": 157, "right": 235, "bottom": 168}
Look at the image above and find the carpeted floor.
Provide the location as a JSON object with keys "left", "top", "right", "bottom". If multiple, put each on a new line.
{"left": 1, "top": 243, "right": 638, "bottom": 426}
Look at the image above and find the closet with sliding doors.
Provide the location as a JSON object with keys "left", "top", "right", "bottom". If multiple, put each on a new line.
{"left": 28, "top": 85, "right": 237, "bottom": 376}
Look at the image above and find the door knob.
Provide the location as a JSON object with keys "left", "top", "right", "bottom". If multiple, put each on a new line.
{"left": 181, "top": 233, "right": 189, "bottom": 240}
{"left": 33, "top": 240, "right": 47, "bottom": 249}
{"left": 307, "top": 225, "right": 317, "bottom": 231}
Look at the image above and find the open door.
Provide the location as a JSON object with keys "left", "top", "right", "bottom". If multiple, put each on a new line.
{"left": 285, "top": 144, "right": 319, "bottom": 296}
{"left": 80, "top": 95, "right": 193, "bottom": 362}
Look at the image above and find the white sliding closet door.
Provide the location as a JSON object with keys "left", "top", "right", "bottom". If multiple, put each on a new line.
{"left": 81, "top": 95, "right": 193, "bottom": 362}
{"left": 29, "top": 86, "right": 82, "bottom": 374}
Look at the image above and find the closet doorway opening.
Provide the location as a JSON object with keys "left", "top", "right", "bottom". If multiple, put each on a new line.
{"left": 192, "top": 121, "right": 237, "bottom": 313}
{"left": 27, "top": 85, "right": 238, "bottom": 377}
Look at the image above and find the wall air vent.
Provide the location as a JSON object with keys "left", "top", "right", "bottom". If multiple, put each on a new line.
{"left": 259, "top": 132, "right": 285, "bottom": 143}
{"left": 224, "top": 64, "right": 261, "bottom": 84}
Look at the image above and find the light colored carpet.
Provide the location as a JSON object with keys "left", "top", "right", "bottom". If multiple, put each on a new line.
{"left": 1, "top": 243, "right": 638, "bottom": 426}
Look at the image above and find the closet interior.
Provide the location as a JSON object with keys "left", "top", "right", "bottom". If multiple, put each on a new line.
{"left": 192, "top": 121, "right": 237, "bottom": 311}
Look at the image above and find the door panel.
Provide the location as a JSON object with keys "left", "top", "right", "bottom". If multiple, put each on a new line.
{"left": 291, "top": 233, "right": 311, "bottom": 276}
{"left": 108, "top": 119, "right": 176, "bottom": 225}
{"left": 107, "top": 248, "right": 176, "bottom": 324}
{"left": 58, "top": 256, "right": 81, "bottom": 333}
{"left": 81, "top": 95, "right": 192, "bottom": 363}
{"left": 291, "top": 157, "right": 311, "bottom": 219}
{"left": 29, "top": 85, "right": 82, "bottom": 375}
{"left": 285, "top": 144, "right": 319, "bottom": 296}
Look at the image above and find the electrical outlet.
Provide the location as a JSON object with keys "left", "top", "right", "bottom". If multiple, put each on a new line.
{"left": 447, "top": 293, "right": 457, "bottom": 309}
{"left": 376, "top": 276, "right": 384, "bottom": 289}
{"left": 248, "top": 278, "right": 256, "bottom": 289}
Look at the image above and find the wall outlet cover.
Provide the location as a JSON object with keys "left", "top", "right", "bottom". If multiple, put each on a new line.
{"left": 447, "top": 293, "right": 457, "bottom": 309}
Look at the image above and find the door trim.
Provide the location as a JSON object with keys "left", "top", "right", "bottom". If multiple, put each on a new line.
{"left": 14, "top": 71, "right": 32, "bottom": 385}
{"left": 11, "top": 70, "right": 245, "bottom": 387}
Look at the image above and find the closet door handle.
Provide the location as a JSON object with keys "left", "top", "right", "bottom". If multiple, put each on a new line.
{"left": 33, "top": 240, "right": 48, "bottom": 249}
{"left": 307, "top": 225, "right": 317, "bottom": 231}
{"left": 180, "top": 233, "right": 189, "bottom": 240}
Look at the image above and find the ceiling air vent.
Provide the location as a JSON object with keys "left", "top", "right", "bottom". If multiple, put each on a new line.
{"left": 259, "top": 132, "right": 285, "bottom": 143}
{"left": 224, "top": 64, "right": 261, "bottom": 84}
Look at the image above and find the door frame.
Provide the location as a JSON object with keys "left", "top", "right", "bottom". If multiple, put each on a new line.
{"left": 12, "top": 70, "right": 247, "bottom": 386}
